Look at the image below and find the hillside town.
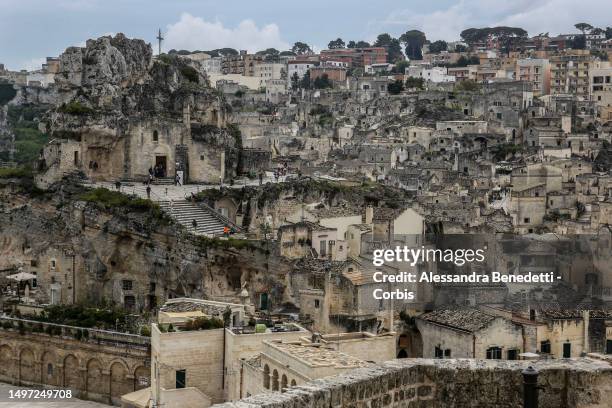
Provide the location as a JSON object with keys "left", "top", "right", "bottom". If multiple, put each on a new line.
{"left": 1, "top": 18, "right": 612, "bottom": 408}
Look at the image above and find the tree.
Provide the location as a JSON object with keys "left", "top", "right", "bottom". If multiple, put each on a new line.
{"left": 460, "top": 27, "right": 528, "bottom": 52}
{"left": 400, "top": 30, "right": 426, "bottom": 60}
{"left": 455, "top": 79, "right": 479, "bottom": 92}
{"left": 391, "top": 60, "right": 409, "bottom": 74}
{"left": 256, "top": 48, "right": 279, "bottom": 55}
{"left": 313, "top": 74, "right": 332, "bottom": 89}
{"left": 606, "top": 27, "right": 612, "bottom": 40}
{"left": 291, "top": 42, "right": 312, "bottom": 55}
{"left": 299, "top": 70, "right": 311, "bottom": 89}
{"left": 454, "top": 44, "right": 468, "bottom": 53}
{"left": 374, "top": 33, "right": 404, "bottom": 63}
{"left": 575, "top": 23, "right": 594, "bottom": 35}
{"left": 328, "top": 38, "right": 346, "bottom": 49}
{"left": 447, "top": 55, "right": 480, "bottom": 68}
{"left": 387, "top": 79, "right": 404, "bottom": 95}
{"left": 428, "top": 40, "right": 448, "bottom": 54}
{"left": 570, "top": 35, "right": 586, "bottom": 50}
{"left": 290, "top": 72, "right": 300, "bottom": 90}
{"left": 405, "top": 77, "right": 425, "bottom": 90}
{"left": 347, "top": 40, "right": 371, "bottom": 48}
{"left": 279, "top": 50, "right": 296, "bottom": 57}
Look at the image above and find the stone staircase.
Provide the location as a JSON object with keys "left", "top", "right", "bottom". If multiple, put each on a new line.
{"left": 159, "top": 200, "right": 227, "bottom": 236}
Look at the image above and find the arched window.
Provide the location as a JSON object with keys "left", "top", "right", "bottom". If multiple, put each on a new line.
{"left": 263, "top": 364, "right": 270, "bottom": 389}
{"left": 153, "top": 130, "right": 159, "bottom": 143}
{"left": 281, "top": 374, "right": 287, "bottom": 393}
{"left": 290, "top": 379, "right": 297, "bottom": 387}
{"left": 272, "top": 369, "right": 279, "bottom": 391}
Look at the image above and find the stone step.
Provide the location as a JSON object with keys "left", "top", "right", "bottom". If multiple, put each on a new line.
{"left": 158, "top": 200, "right": 227, "bottom": 236}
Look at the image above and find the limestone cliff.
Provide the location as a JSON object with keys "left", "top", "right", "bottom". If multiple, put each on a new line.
{"left": 0, "top": 177, "right": 292, "bottom": 312}
{"left": 39, "top": 34, "right": 237, "bottom": 184}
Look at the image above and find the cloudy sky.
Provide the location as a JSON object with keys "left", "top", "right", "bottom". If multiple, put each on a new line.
{"left": 0, "top": 0, "right": 610, "bottom": 70}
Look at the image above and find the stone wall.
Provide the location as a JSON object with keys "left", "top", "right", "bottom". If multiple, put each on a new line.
{"left": 212, "top": 358, "right": 612, "bottom": 408}
{"left": 0, "top": 318, "right": 150, "bottom": 406}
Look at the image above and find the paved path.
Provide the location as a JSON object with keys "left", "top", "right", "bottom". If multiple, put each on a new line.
{"left": 84, "top": 173, "right": 292, "bottom": 203}
{"left": 0, "top": 382, "right": 111, "bottom": 407}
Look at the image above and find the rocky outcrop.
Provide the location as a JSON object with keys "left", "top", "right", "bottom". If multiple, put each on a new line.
{"left": 0, "top": 179, "right": 293, "bottom": 311}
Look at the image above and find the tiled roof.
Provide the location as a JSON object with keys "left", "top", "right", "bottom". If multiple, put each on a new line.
{"left": 419, "top": 309, "right": 497, "bottom": 333}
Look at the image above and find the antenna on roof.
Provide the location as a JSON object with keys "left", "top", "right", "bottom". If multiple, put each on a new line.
{"left": 156, "top": 28, "right": 164, "bottom": 55}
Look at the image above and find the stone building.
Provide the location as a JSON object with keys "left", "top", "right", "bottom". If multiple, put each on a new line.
{"left": 416, "top": 309, "right": 524, "bottom": 360}
{"left": 37, "top": 34, "right": 235, "bottom": 187}
{"left": 243, "top": 339, "right": 373, "bottom": 397}
{"left": 147, "top": 298, "right": 309, "bottom": 406}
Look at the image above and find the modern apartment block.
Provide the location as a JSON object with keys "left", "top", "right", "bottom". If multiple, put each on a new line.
{"left": 516, "top": 58, "right": 551, "bottom": 96}
{"left": 549, "top": 53, "right": 596, "bottom": 99}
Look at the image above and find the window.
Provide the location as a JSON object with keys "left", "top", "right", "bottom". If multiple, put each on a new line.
{"left": 507, "top": 349, "right": 518, "bottom": 360}
{"left": 435, "top": 346, "right": 443, "bottom": 359}
{"left": 314, "top": 299, "right": 320, "bottom": 309}
{"left": 524, "top": 218, "right": 530, "bottom": 224}
{"left": 486, "top": 347, "right": 502, "bottom": 359}
{"left": 444, "top": 349, "right": 451, "bottom": 358}
{"left": 47, "top": 363, "right": 53, "bottom": 376}
{"left": 175, "top": 369, "right": 186, "bottom": 389}
{"left": 122, "top": 280, "right": 133, "bottom": 290}
{"left": 153, "top": 130, "right": 159, "bottom": 143}
{"left": 540, "top": 340, "right": 551, "bottom": 354}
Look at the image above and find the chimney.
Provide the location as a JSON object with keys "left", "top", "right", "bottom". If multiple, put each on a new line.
{"left": 365, "top": 206, "right": 374, "bottom": 224}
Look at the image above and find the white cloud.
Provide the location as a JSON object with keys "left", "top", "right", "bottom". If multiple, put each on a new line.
{"left": 164, "top": 13, "right": 289, "bottom": 53}
{"left": 377, "top": 0, "right": 611, "bottom": 41}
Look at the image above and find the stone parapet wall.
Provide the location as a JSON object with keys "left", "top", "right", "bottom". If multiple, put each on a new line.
{"left": 213, "top": 358, "right": 612, "bottom": 408}
{"left": 0, "top": 324, "right": 150, "bottom": 406}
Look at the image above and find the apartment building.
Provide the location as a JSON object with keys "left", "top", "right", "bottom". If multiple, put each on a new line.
{"left": 320, "top": 47, "right": 387, "bottom": 69}
{"left": 550, "top": 53, "right": 595, "bottom": 99}
{"left": 589, "top": 61, "right": 612, "bottom": 122}
{"left": 222, "top": 51, "right": 263, "bottom": 76}
{"left": 516, "top": 58, "right": 551, "bottom": 96}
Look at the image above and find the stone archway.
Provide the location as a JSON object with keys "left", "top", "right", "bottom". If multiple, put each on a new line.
{"left": 63, "top": 354, "right": 80, "bottom": 391}
{"left": 281, "top": 374, "right": 287, "bottom": 392}
{"left": 133, "top": 365, "right": 150, "bottom": 391}
{"left": 19, "top": 347, "right": 37, "bottom": 384}
{"left": 110, "top": 361, "right": 131, "bottom": 403}
{"left": 272, "top": 369, "right": 279, "bottom": 391}
{"left": 86, "top": 359, "right": 105, "bottom": 401}
{"left": 263, "top": 364, "right": 270, "bottom": 389}
{"left": 0, "top": 345, "right": 14, "bottom": 382}
{"left": 41, "top": 351, "right": 59, "bottom": 386}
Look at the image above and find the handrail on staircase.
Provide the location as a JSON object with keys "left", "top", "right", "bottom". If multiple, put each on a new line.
{"left": 184, "top": 191, "right": 242, "bottom": 233}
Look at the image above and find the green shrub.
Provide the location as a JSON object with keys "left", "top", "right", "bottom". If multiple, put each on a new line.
{"left": 58, "top": 101, "right": 94, "bottom": 116}
{"left": 1, "top": 321, "right": 13, "bottom": 330}
{"left": 79, "top": 188, "right": 169, "bottom": 222}
{"left": 0, "top": 167, "right": 33, "bottom": 179}
{"left": 140, "top": 325, "right": 151, "bottom": 336}
{"left": 181, "top": 316, "right": 224, "bottom": 331}
{"left": 180, "top": 66, "right": 199, "bottom": 83}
